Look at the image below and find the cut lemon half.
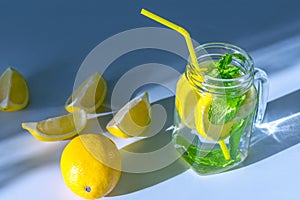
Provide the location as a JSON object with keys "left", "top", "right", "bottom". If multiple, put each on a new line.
{"left": 65, "top": 72, "right": 107, "bottom": 113}
{"left": 22, "top": 110, "right": 87, "bottom": 141}
{"left": 106, "top": 92, "right": 151, "bottom": 138}
{"left": 0, "top": 67, "right": 29, "bottom": 112}
{"left": 194, "top": 93, "right": 234, "bottom": 141}
{"left": 175, "top": 74, "right": 200, "bottom": 129}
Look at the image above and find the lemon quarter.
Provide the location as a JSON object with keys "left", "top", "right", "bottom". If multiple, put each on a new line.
{"left": 0, "top": 67, "right": 29, "bottom": 112}
{"left": 65, "top": 72, "right": 107, "bottom": 113}
{"left": 60, "top": 134, "right": 121, "bottom": 199}
{"left": 106, "top": 92, "right": 151, "bottom": 138}
{"left": 22, "top": 110, "right": 87, "bottom": 141}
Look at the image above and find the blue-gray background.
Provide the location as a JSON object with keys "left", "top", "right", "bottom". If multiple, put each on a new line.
{"left": 0, "top": 0, "right": 299, "bottom": 110}
{"left": 0, "top": 0, "right": 299, "bottom": 111}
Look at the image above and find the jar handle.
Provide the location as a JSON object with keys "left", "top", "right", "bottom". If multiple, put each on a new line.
{"left": 254, "top": 68, "right": 269, "bottom": 125}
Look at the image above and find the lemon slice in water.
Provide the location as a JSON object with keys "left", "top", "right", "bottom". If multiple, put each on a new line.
{"left": 175, "top": 74, "right": 199, "bottom": 128}
{"left": 106, "top": 92, "right": 151, "bottom": 138}
{"left": 194, "top": 93, "right": 235, "bottom": 141}
{"left": 0, "top": 67, "right": 29, "bottom": 112}
{"left": 22, "top": 110, "right": 87, "bottom": 141}
{"left": 234, "top": 86, "right": 257, "bottom": 121}
{"left": 65, "top": 72, "right": 107, "bottom": 113}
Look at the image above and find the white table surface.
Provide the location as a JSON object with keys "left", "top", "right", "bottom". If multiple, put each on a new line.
{"left": 1, "top": 41, "right": 300, "bottom": 199}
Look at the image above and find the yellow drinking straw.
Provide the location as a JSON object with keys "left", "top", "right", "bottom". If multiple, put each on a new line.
{"left": 140, "top": 8, "right": 231, "bottom": 160}
{"left": 219, "top": 140, "right": 230, "bottom": 160}
{"left": 141, "top": 9, "right": 199, "bottom": 69}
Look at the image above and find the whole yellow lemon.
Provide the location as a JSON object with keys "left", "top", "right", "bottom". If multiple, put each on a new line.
{"left": 60, "top": 134, "right": 121, "bottom": 199}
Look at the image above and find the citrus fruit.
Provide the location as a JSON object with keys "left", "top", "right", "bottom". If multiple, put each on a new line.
{"left": 194, "top": 87, "right": 256, "bottom": 141}
{"left": 106, "top": 92, "right": 151, "bottom": 138}
{"left": 0, "top": 67, "right": 29, "bottom": 112}
{"left": 175, "top": 74, "right": 199, "bottom": 128}
{"left": 22, "top": 110, "right": 87, "bottom": 141}
{"left": 194, "top": 93, "right": 235, "bottom": 141}
{"left": 234, "top": 86, "right": 257, "bottom": 121}
{"left": 65, "top": 72, "right": 107, "bottom": 113}
{"left": 60, "top": 134, "right": 121, "bottom": 199}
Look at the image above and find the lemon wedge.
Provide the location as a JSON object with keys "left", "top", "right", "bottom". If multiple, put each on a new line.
{"left": 22, "top": 110, "right": 87, "bottom": 141}
{"left": 0, "top": 67, "right": 29, "bottom": 112}
{"left": 65, "top": 72, "right": 107, "bottom": 113}
{"left": 175, "top": 74, "right": 199, "bottom": 128}
{"left": 106, "top": 92, "right": 151, "bottom": 138}
{"left": 60, "top": 134, "right": 121, "bottom": 199}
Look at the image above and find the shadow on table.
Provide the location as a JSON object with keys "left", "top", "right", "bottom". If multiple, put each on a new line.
{"left": 0, "top": 142, "right": 64, "bottom": 190}
{"left": 2, "top": 90, "right": 299, "bottom": 195}
{"left": 109, "top": 89, "right": 300, "bottom": 196}
{"left": 107, "top": 97, "right": 190, "bottom": 197}
{"left": 236, "top": 89, "right": 300, "bottom": 169}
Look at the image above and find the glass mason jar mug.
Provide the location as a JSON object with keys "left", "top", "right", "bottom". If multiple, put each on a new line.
{"left": 172, "top": 43, "right": 269, "bottom": 175}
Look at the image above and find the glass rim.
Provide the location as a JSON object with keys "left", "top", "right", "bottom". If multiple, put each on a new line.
{"left": 194, "top": 42, "right": 254, "bottom": 81}
{"left": 186, "top": 42, "right": 254, "bottom": 95}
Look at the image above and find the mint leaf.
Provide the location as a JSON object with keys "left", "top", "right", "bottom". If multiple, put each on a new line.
{"left": 229, "top": 112, "right": 253, "bottom": 159}
{"left": 214, "top": 53, "right": 246, "bottom": 79}
{"left": 208, "top": 94, "right": 246, "bottom": 125}
{"left": 219, "top": 65, "right": 240, "bottom": 79}
{"left": 216, "top": 54, "right": 233, "bottom": 70}
{"left": 207, "top": 53, "right": 247, "bottom": 125}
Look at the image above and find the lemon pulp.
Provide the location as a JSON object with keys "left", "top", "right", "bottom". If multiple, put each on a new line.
{"left": 65, "top": 72, "right": 107, "bottom": 113}
{"left": 22, "top": 110, "right": 87, "bottom": 141}
{"left": 0, "top": 67, "right": 29, "bottom": 112}
{"left": 106, "top": 92, "right": 151, "bottom": 138}
{"left": 194, "top": 93, "right": 235, "bottom": 141}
